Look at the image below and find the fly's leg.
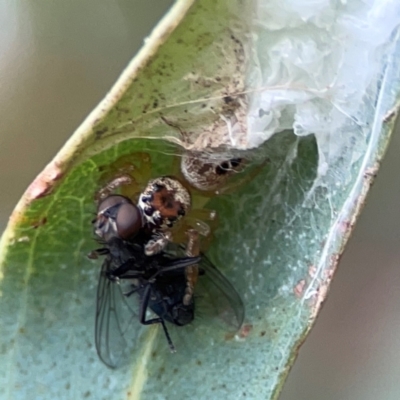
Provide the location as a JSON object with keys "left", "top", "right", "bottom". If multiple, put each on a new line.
{"left": 139, "top": 284, "right": 176, "bottom": 352}
{"left": 122, "top": 286, "right": 140, "bottom": 297}
{"left": 87, "top": 247, "right": 110, "bottom": 259}
{"left": 108, "top": 258, "right": 143, "bottom": 279}
{"left": 183, "top": 229, "right": 200, "bottom": 306}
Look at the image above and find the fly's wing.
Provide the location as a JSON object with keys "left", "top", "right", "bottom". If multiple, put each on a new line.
{"left": 95, "top": 257, "right": 143, "bottom": 369}
{"left": 195, "top": 254, "right": 244, "bottom": 332}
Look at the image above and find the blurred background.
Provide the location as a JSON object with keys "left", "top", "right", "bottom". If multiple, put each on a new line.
{"left": 0, "top": 2, "right": 399, "bottom": 399}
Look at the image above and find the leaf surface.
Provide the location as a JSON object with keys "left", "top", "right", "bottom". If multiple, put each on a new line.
{"left": 1, "top": 1, "right": 400, "bottom": 399}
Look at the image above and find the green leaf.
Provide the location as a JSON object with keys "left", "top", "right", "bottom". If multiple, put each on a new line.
{"left": 1, "top": 1, "right": 400, "bottom": 399}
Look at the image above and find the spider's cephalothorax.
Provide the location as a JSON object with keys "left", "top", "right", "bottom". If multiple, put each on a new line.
{"left": 138, "top": 176, "right": 191, "bottom": 229}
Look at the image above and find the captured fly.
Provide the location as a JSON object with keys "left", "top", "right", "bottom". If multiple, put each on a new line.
{"left": 92, "top": 194, "right": 244, "bottom": 368}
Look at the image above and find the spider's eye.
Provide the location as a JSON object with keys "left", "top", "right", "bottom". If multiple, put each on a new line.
{"left": 115, "top": 202, "right": 142, "bottom": 239}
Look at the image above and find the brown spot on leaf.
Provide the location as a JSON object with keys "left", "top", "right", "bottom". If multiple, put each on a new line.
{"left": 309, "top": 258, "right": 337, "bottom": 318}
{"left": 308, "top": 265, "right": 317, "bottom": 278}
{"left": 309, "top": 283, "right": 330, "bottom": 319}
{"left": 294, "top": 279, "right": 306, "bottom": 298}
{"left": 364, "top": 164, "right": 379, "bottom": 179}
{"left": 338, "top": 219, "right": 353, "bottom": 235}
{"left": 383, "top": 104, "right": 400, "bottom": 122}
{"left": 239, "top": 324, "right": 253, "bottom": 338}
{"left": 95, "top": 127, "right": 108, "bottom": 138}
{"left": 31, "top": 217, "right": 47, "bottom": 229}
{"left": 26, "top": 162, "right": 63, "bottom": 200}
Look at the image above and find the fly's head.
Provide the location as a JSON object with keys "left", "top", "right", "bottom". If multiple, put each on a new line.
{"left": 94, "top": 195, "right": 145, "bottom": 243}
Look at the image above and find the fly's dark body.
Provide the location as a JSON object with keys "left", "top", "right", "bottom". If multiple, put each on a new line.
{"left": 105, "top": 234, "right": 199, "bottom": 330}
{"left": 92, "top": 193, "right": 244, "bottom": 368}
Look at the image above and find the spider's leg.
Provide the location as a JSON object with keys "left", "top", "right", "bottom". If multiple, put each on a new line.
{"left": 144, "top": 230, "right": 172, "bottom": 256}
{"left": 138, "top": 284, "right": 176, "bottom": 352}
